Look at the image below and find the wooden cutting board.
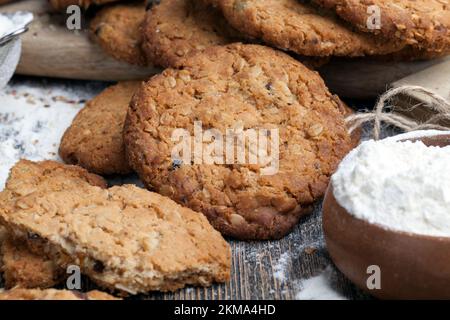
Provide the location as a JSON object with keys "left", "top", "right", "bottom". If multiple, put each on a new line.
{"left": 2, "top": 0, "right": 449, "bottom": 97}
{"left": 2, "top": 0, "right": 160, "bottom": 81}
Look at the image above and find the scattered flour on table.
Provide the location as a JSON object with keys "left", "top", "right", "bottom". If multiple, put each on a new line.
{"left": 296, "top": 266, "right": 347, "bottom": 300}
{"left": 0, "top": 81, "right": 103, "bottom": 189}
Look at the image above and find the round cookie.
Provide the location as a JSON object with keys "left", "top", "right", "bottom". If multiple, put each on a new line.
{"left": 60, "top": 81, "right": 141, "bottom": 175}
{"left": 90, "top": 2, "right": 147, "bottom": 66}
{"left": 49, "top": 0, "right": 119, "bottom": 10}
{"left": 124, "top": 43, "right": 354, "bottom": 240}
{"left": 141, "top": 0, "right": 242, "bottom": 68}
{"left": 209, "top": 0, "right": 405, "bottom": 57}
{"left": 314, "top": 0, "right": 450, "bottom": 53}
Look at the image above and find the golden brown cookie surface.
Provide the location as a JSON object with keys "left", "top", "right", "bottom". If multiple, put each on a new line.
{"left": 314, "top": 0, "right": 450, "bottom": 53}
{"left": 124, "top": 43, "right": 354, "bottom": 240}
{"left": 60, "top": 81, "right": 141, "bottom": 175}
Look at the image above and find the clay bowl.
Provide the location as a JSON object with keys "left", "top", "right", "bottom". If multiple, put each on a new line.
{"left": 323, "top": 133, "right": 450, "bottom": 300}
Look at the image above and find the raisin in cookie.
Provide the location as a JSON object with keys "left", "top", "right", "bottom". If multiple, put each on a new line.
{"left": 314, "top": 0, "right": 450, "bottom": 53}
{"left": 0, "top": 160, "right": 231, "bottom": 294}
{"left": 90, "top": 2, "right": 147, "bottom": 66}
{"left": 0, "top": 288, "right": 119, "bottom": 300}
{"left": 208, "top": 0, "right": 405, "bottom": 57}
{"left": 142, "top": 0, "right": 242, "bottom": 68}
{"left": 60, "top": 81, "right": 141, "bottom": 175}
{"left": 124, "top": 43, "right": 354, "bottom": 240}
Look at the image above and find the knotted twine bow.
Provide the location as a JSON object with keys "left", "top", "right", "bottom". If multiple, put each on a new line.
{"left": 346, "top": 85, "right": 450, "bottom": 140}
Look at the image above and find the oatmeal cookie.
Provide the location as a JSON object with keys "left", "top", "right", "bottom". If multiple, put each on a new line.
{"left": 124, "top": 43, "right": 354, "bottom": 240}
{"left": 314, "top": 0, "right": 450, "bottom": 53}
{"left": 142, "top": 0, "right": 242, "bottom": 68}
{"left": 90, "top": 2, "right": 147, "bottom": 66}
{"left": 208, "top": 0, "right": 405, "bottom": 57}
{"left": 60, "top": 81, "right": 141, "bottom": 175}
{"left": 0, "top": 288, "right": 119, "bottom": 300}
{"left": 0, "top": 160, "right": 231, "bottom": 294}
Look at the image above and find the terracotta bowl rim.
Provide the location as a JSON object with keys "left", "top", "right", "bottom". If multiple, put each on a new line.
{"left": 328, "top": 132, "right": 450, "bottom": 243}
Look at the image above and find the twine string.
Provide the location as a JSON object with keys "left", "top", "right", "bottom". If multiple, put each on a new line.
{"left": 346, "top": 85, "right": 450, "bottom": 140}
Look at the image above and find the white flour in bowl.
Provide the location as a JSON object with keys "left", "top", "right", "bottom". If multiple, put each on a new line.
{"left": 332, "top": 131, "right": 450, "bottom": 237}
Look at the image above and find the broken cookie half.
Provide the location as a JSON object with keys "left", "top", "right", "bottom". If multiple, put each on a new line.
{"left": 0, "top": 160, "right": 231, "bottom": 294}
